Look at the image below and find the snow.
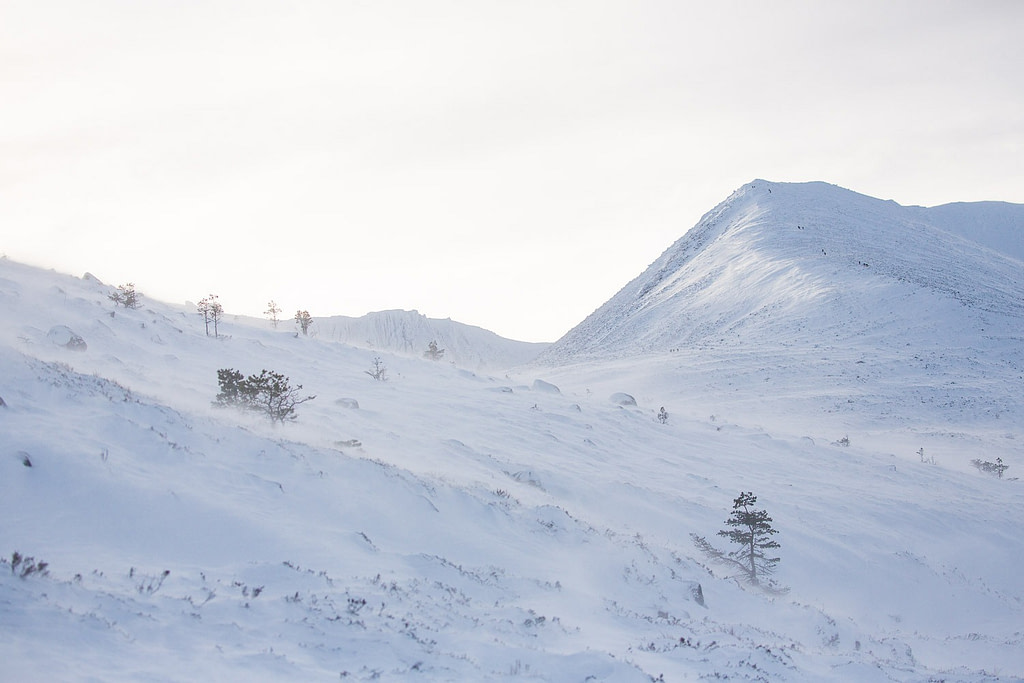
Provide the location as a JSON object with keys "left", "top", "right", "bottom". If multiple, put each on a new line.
{"left": 2, "top": 180, "right": 1023, "bottom": 681}
{"left": 315, "top": 309, "right": 549, "bottom": 371}
{"left": 540, "top": 180, "right": 1024, "bottom": 363}
{"left": 914, "top": 201, "right": 1024, "bottom": 263}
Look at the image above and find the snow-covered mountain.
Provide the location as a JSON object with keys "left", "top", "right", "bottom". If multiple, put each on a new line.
{"left": 912, "top": 200, "right": 1024, "bottom": 263}
{"left": 314, "top": 310, "right": 548, "bottom": 370}
{"left": 2, "top": 176, "right": 1023, "bottom": 682}
{"left": 540, "top": 180, "right": 1024, "bottom": 362}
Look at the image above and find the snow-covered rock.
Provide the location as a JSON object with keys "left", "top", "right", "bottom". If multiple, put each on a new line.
{"left": 531, "top": 378, "right": 561, "bottom": 394}
{"left": 46, "top": 324, "right": 87, "bottom": 351}
{"left": 609, "top": 392, "right": 637, "bottom": 406}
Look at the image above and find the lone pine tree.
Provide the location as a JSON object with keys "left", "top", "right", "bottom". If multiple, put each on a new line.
{"left": 265, "top": 300, "right": 282, "bottom": 328}
{"left": 692, "top": 491, "right": 781, "bottom": 587}
{"left": 295, "top": 310, "right": 313, "bottom": 336}
{"left": 109, "top": 282, "right": 141, "bottom": 309}
{"left": 719, "top": 491, "right": 780, "bottom": 585}
{"left": 424, "top": 340, "right": 445, "bottom": 360}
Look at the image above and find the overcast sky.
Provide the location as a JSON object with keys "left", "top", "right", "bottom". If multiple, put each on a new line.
{"left": 2, "top": 1, "right": 1022, "bottom": 342}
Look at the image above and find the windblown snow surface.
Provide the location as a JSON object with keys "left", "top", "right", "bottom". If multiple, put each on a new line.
{"left": 314, "top": 310, "right": 548, "bottom": 371}
{"left": 2, "top": 180, "right": 1023, "bottom": 681}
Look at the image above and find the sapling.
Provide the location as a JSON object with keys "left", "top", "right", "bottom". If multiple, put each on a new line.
{"left": 692, "top": 491, "right": 782, "bottom": 588}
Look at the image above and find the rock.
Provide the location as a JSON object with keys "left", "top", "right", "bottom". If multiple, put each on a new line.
{"left": 335, "top": 398, "right": 359, "bottom": 409}
{"left": 531, "top": 379, "right": 560, "bottom": 394}
{"left": 690, "top": 582, "right": 705, "bottom": 607}
{"left": 47, "top": 325, "right": 87, "bottom": 351}
{"left": 610, "top": 392, "right": 637, "bottom": 406}
{"left": 510, "top": 470, "right": 544, "bottom": 489}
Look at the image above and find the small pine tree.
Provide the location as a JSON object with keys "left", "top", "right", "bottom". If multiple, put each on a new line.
{"left": 658, "top": 406, "right": 669, "bottom": 424}
{"left": 424, "top": 340, "right": 445, "bottom": 360}
{"left": 971, "top": 457, "right": 1009, "bottom": 479}
{"left": 197, "top": 295, "right": 224, "bottom": 337}
{"left": 718, "top": 492, "right": 780, "bottom": 586}
{"left": 265, "top": 300, "right": 282, "bottom": 328}
{"left": 10, "top": 552, "right": 49, "bottom": 579}
{"left": 295, "top": 310, "right": 313, "bottom": 336}
{"left": 213, "top": 368, "right": 247, "bottom": 407}
{"left": 109, "top": 283, "right": 141, "bottom": 309}
{"left": 214, "top": 368, "right": 315, "bottom": 424}
{"left": 197, "top": 297, "right": 212, "bottom": 336}
{"left": 210, "top": 298, "right": 224, "bottom": 336}
{"left": 692, "top": 491, "right": 782, "bottom": 588}
{"left": 365, "top": 356, "right": 387, "bottom": 381}
{"left": 244, "top": 369, "right": 315, "bottom": 424}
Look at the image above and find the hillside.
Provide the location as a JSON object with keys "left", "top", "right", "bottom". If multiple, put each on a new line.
{"left": 1, "top": 190, "right": 1023, "bottom": 683}
{"left": 914, "top": 200, "right": 1024, "bottom": 263}
{"left": 533, "top": 180, "right": 1024, "bottom": 458}
{"left": 540, "top": 180, "right": 1024, "bottom": 362}
{"left": 314, "top": 310, "right": 548, "bottom": 370}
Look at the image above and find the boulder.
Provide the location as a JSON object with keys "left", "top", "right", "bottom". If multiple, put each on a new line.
{"left": 531, "top": 379, "right": 560, "bottom": 394}
{"left": 610, "top": 392, "right": 637, "bottom": 406}
{"left": 47, "top": 325, "right": 87, "bottom": 351}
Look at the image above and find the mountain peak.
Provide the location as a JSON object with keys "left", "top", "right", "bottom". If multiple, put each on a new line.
{"left": 540, "top": 181, "right": 1024, "bottom": 363}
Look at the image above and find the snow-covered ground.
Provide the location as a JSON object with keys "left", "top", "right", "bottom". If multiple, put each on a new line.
{"left": 2, "top": 181, "right": 1022, "bottom": 681}
{"left": 313, "top": 309, "right": 548, "bottom": 371}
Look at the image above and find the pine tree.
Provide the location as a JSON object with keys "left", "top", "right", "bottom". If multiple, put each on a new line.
{"left": 243, "top": 369, "right": 315, "bottom": 424}
{"left": 365, "top": 356, "right": 387, "bottom": 381}
{"left": 691, "top": 491, "right": 782, "bottom": 589}
{"left": 424, "top": 340, "right": 445, "bottom": 360}
{"left": 197, "top": 296, "right": 212, "bottom": 336}
{"left": 265, "top": 300, "right": 282, "bottom": 328}
{"left": 971, "top": 457, "right": 1009, "bottom": 478}
{"left": 210, "top": 297, "right": 224, "bottom": 337}
{"left": 213, "top": 368, "right": 315, "bottom": 424}
{"left": 295, "top": 310, "right": 313, "bottom": 336}
{"left": 109, "top": 283, "right": 141, "bottom": 309}
{"left": 213, "top": 369, "right": 247, "bottom": 407}
{"left": 717, "top": 491, "right": 780, "bottom": 586}
{"left": 197, "top": 295, "right": 223, "bottom": 337}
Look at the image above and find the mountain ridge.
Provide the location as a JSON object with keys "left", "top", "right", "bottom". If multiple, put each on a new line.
{"left": 315, "top": 309, "right": 548, "bottom": 370}
{"left": 915, "top": 200, "right": 1024, "bottom": 263}
{"left": 539, "top": 180, "right": 1024, "bottom": 363}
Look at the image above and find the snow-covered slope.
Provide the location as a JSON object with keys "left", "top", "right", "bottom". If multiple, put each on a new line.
{"left": 540, "top": 180, "right": 1024, "bottom": 362}
{"left": 314, "top": 309, "right": 548, "bottom": 370}
{"left": 913, "top": 200, "right": 1024, "bottom": 263}
{"left": 1, "top": 215, "right": 1022, "bottom": 683}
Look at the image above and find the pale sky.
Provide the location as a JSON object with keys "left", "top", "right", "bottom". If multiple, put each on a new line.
{"left": 2, "top": 1, "right": 1022, "bottom": 342}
